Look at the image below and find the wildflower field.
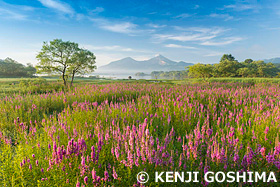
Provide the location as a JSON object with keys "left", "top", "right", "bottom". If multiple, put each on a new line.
{"left": 0, "top": 82, "right": 279, "bottom": 186}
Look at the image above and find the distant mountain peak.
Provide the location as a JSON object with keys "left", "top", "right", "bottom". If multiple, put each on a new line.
{"left": 154, "top": 54, "right": 163, "bottom": 57}
{"left": 263, "top": 57, "right": 280, "bottom": 64}
{"left": 153, "top": 54, "right": 168, "bottom": 59}
{"left": 98, "top": 55, "right": 194, "bottom": 73}
{"left": 150, "top": 54, "right": 171, "bottom": 61}
{"left": 124, "top": 57, "right": 134, "bottom": 60}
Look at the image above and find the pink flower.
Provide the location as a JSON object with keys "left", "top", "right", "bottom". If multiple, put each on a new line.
{"left": 113, "top": 167, "right": 118, "bottom": 179}
{"left": 260, "top": 147, "right": 266, "bottom": 157}
{"left": 84, "top": 176, "right": 88, "bottom": 184}
{"left": 264, "top": 126, "right": 269, "bottom": 134}
{"left": 76, "top": 181, "right": 80, "bottom": 187}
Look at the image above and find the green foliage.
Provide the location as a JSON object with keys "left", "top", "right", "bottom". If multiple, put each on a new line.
{"left": 36, "top": 39, "right": 96, "bottom": 86}
{"left": 214, "top": 58, "right": 241, "bottom": 77}
{"left": 19, "top": 78, "right": 64, "bottom": 94}
{"left": 188, "top": 54, "right": 280, "bottom": 79}
{"left": 0, "top": 58, "right": 36, "bottom": 78}
{"left": 135, "top": 72, "right": 147, "bottom": 76}
{"left": 151, "top": 71, "right": 188, "bottom": 80}
{"left": 220, "top": 54, "right": 235, "bottom": 62}
{"left": 244, "top": 58, "right": 253, "bottom": 64}
{"left": 188, "top": 63, "right": 213, "bottom": 80}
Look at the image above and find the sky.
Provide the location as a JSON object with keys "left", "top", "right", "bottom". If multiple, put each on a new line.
{"left": 0, "top": 0, "right": 280, "bottom": 68}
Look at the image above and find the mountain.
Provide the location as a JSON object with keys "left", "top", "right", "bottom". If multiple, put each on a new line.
{"left": 263, "top": 57, "right": 280, "bottom": 64}
{"left": 97, "top": 55, "right": 193, "bottom": 73}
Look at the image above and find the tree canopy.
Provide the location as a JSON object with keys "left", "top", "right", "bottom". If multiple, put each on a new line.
{"left": 36, "top": 39, "right": 96, "bottom": 86}
{"left": 151, "top": 71, "right": 188, "bottom": 80}
{"left": 187, "top": 54, "right": 280, "bottom": 79}
{"left": 0, "top": 58, "right": 36, "bottom": 78}
{"left": 188, "top": 63, "right": 213, "bottom": 80}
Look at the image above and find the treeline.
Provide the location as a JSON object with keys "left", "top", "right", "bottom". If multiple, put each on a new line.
{"left": 0, "top": 58, "right": 36, "bottom": 78}
{"left": 135, "top": 72, "right": 148, "bottom": 76}
{"left": 151, "top": 71, "right": 188, "bottom": 79}
{"left": 188, "top": 54, "right": 280, "bottom": 80}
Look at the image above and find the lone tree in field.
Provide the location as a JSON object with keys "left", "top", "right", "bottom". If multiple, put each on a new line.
{"left": 36, "top": 39, "right": 96, "bottom": 86}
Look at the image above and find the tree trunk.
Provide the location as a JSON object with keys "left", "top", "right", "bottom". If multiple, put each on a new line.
{"left": 70, "top": 71, "right": 75, "bottom": 87}
{"left": 62, "top": 72, "right": 67, "bottom": 86}
{"left": 62, "top": 66, "right": 67, "bottom": 87}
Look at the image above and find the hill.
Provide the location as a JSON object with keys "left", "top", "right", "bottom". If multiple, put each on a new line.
{"left": 97, "top": 55, "right": 193, "bottom": 73}
{"left": 263, "top": 57, "right": 280, "bottom": 64}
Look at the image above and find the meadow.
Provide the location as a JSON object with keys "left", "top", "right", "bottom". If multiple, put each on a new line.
{"left": 0, "top": 78, "right": 279, "bottom": 186}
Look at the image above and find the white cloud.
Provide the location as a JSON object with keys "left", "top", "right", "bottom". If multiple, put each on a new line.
{"left": 153, "top": 26, "right": 243, "bottom": 46}
{"left": 82, "top": 44, "right": 151, "bottom": 53}
{"left": 147, "top": 12, "right": 157, "bottom": 15}
{"left": 83, "top": 45, "right": 132, "bottom": 52}
{"left": 90, "top": 18, "right": 137, "bottom": 34}
{"left": 76, "top": 13, "right": 85, "bottom": 21}
{"left": 164, "top": 44, "right": 197, "bottom": 49}
{"left": 90, "top": 18, "right": 154, "bottom": 35}
{"left": 38, "top": 0, "right": 74, "bottom": 14}
{"left": 209, "top": 13, "right": 234, "bottom": 21}
{"left": 102, "top": 22, "right": 137, "bottom": 34}
{"left": 174, "top": 26, "right": 229, "bottom": 34}
{"left": 0, "top": 1, "right": 35, "bottom": 21}
{"left": 155, "top": 34, "right": 216, "bottom": 42}
{"left": 146, "top": 23, "right": 166, "bottom": 28}
{"left": 201, "top": 37, "right": 244, "bottom": 46}
{"left": 174, "top": 13, "right": 192, "bottom": 19}
{"left": 223, "top": 4, "right": 257, "bottom": 11}
{"left": 155, "top": 32, "right": 217, "bottom": 42}
{"left": 91, "top": 7, "right": 104, "bottom": 14}
{"left": 193, "top": 5, "right": 200, "bottom": 9}
{"left": 0, "top": 8, "right": 27, "bottom": 20}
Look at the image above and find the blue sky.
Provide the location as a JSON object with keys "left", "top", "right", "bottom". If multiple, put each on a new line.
{"left": 0, "top": 0, "right": 280, "bottom": 67}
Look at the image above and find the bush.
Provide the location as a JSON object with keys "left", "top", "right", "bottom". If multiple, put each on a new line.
{"left": 19, "top": 78, "right": 64, "bottom": 94}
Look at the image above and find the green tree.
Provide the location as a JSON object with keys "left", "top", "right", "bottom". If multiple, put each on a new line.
{"left": 188, "top": 63, "right": 213, "bottom": 81}
{"left": 0, "top": 58, "right": 36, "bottom": 77}
{"left": 244, "top": 59, "right": 253, "bottom": 64}
{"left": 237, "top": 67, "right": 250, "bottom": 77}
{"left": 36, "top": 39, "right": 96, "bottom": 86}
{"left": 135, "top": 72, "right": 146, "bottom": 76}
{"left": 214, "top": 60, "right": 240, "bottom": 77}
{"left": 67, "top": 49, "right": 96, "bottom": 86}
{"left": 214, "top": 54, "right": 241, "bottom": 77}
{"left": 25, "top": 63, "right": 37, "bottom": 77}
{"left": 253, "top": 61, "right": 278, "bottom": 77}
{"left": 220, "top": 54, "right": 235, "bottom": 62}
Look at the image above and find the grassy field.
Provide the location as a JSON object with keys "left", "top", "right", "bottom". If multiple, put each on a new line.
{"left": 0, "top": 77, "right": 172, "bottom": 96}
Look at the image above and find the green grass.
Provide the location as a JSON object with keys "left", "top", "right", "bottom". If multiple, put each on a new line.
{"left": 1, "top": 77, "right": 280, "bottom": 97}
{"left": 172, "top": 77, "right": 280, "bottom": 84}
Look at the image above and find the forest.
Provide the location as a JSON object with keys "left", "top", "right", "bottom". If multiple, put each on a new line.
{"left": 0, "top": 58, "right": 36, "bottom": 78}
{"left": 188, "top": 54, "right": 280, "bottom": 80}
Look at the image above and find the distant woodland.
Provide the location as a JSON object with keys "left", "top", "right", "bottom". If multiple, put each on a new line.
{"left": 188, "top": 54, "right": 280, "bottom": 80}
{"left": 0, "top": 58, "right": 36, "bottom": 78}
{"left": 1, "top": 54, "right": 280, "bottom": 79}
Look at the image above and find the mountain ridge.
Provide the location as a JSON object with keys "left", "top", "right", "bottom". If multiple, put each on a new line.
{"left": 98, "top": 55, "right": 193, "bottom": 73}
{"left": 263, "top": 57, "right": 280, "bottom": 64}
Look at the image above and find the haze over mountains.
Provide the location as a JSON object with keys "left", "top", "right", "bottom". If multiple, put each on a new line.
{"left": 97, "top": 55, "right": 193, "bottom": 74}
{"left": 263, "top": 58, "right": 280, "bottom": 64}
{"left": 96, "top": 55, "right": 280, "bottom": 76}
